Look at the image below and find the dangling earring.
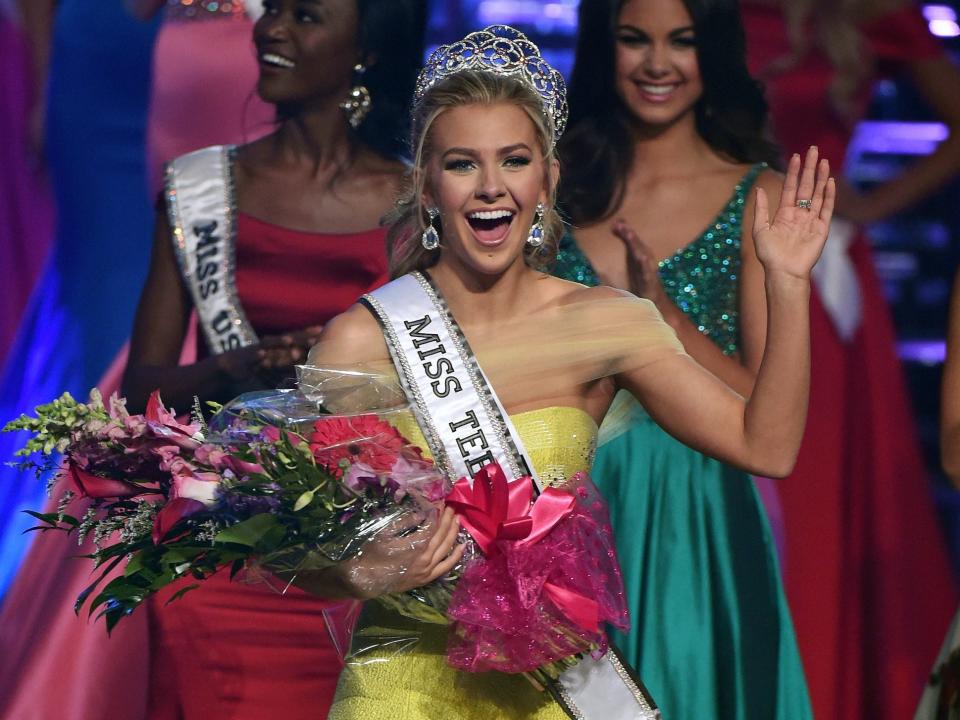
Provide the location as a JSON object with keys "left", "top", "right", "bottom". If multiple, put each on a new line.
{"left": 527, "top": 203, "right": 546, "bottom": 247}
{"left": 421, "top": 208, "right": 440, "bottom": 250}
{"left": 340, "top": 64, "right": 372, "bottom": 129}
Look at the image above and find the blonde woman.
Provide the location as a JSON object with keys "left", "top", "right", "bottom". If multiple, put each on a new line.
{"left": 298, "top": 25, "right": 833, "bottom": 720}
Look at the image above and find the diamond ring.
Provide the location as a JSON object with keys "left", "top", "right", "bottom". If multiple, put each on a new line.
{"left": 796, "top": 199, "right": 813, "bottom": 210}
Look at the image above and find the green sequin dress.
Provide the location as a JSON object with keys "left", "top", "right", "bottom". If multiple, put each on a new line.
{"left": 554, "top": 164, "right": 813, "bottom": 720}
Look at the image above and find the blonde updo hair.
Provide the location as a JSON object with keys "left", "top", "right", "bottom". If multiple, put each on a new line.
{"left": 386, "top": 70, "right": 563, "bottom": 279}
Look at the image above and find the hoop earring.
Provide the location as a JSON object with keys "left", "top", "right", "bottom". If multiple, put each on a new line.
{"left": 340, "top": 64, "right": 372, "bottom": 129}
{"left": 421, "top": 208, "right": 440, "bottom": 250}
{"left": 527, "top": 203, "right": 546, "bottom": 247}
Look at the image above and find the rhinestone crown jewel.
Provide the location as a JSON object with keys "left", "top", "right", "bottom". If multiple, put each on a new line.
{"left": 415, "top": 25, "right": 569, "bottom": 142}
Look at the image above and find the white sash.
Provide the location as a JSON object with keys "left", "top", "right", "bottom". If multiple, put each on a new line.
{"left": 811, "top": 217, "right": 862, "bottom": 342}
{"left": 165, "top": 145, "right": 257, "bottom": 355}
{"left": 362, "top": 272, "right": 660, "bottom": 720}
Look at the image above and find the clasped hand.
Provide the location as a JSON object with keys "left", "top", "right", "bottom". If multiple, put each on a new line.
{"left": 215, "top": 324, "right": 325, "bottom": 388}
{"left": 285, "top": 506, "right": 465, "bottom": 600}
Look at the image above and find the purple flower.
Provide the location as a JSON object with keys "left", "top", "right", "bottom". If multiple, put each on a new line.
{"left": 389, "top": 456, "right": 436, "bottom": 501}
{"left": 343, "top": 462, "right": 377, "bottom": 494}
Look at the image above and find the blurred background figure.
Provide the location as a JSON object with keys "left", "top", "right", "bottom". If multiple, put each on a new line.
{"left": 554, "top": 0, "right": 810, "bottom": 717}
{"left": 0, "top": 0, "right": 54, "bottom": 368}
{"left": 0, "top": 2, "right": 158, "bottom": 718}
{"left": 122, "top": 0, "right": 426, "bottom": 715}
{"left": 742, "top": 1, "right": 960, "bottom": 718}
{"left": 125, "top": 0, "right": 275, "bottom": 192}
{"left": 918, "top": 266, "right": 960, "bottom": 718}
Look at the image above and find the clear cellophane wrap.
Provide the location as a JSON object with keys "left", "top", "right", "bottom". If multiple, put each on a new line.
{"left": 248, "top": 292, "right": 687, "bottom": 680}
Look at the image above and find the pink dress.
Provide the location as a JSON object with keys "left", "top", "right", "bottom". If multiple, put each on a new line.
{"left": 0, "top": 13, "right": 54, "bottom": 366}
{"left": 146, "top": 1, "right": 274, "bottom": 193}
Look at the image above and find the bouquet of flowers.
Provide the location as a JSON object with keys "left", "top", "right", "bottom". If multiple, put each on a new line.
{"left": 4, "top": 372, "right": 628, "bottom": 687}
{"left": 3, "top": 386, "right": 440, "bottom": 629}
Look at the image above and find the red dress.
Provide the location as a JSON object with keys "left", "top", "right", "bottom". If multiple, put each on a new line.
{"left": 743, "top": 6, "right": 958, "bottom": 720}
{"left": 147, "top": 213, "right": 388, "bottom": 720}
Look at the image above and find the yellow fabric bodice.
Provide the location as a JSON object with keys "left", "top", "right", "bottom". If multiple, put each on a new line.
{"left": 393, "top": 405, "right": 598, "bottom": 487}
{"left": 328, "top": 407, "right": 598, "bottom": 720}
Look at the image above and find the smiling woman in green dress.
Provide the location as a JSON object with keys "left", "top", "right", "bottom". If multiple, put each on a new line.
{"left": 553, "top": 0, "right": 812, "bottom": 718}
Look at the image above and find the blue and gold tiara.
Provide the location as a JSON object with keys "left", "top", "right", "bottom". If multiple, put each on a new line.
{"left": 414, "top": 25, "right": 569, "bottom": 142}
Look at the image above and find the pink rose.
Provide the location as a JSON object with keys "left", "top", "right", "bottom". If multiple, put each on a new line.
{"left": 144, "top": 391, "right": 202, "bottom": 449}
{"left": 194, "top": 444, "right": 229, "bottom": 468}
{"left": 153, "top": 444, "right": 183, "bottom": 469}
{"left": 170, "top": 472, "right": 220, "bottom": 507}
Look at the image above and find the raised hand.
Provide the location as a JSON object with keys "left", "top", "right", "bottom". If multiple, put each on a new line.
{"left": 753, "top": 146, "right": 835, "bottom": 280}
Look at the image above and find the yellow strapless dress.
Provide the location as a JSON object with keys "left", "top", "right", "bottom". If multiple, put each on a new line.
{"left": 327, "top": 406, "right": 599, "bottom": 720}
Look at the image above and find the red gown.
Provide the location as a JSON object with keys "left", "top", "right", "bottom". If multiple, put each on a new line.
{"left": 146, "top": 213, "right": 388, "bottom": 720}
{"left": 743, "top": 6, "right": 958, "bottom": 720}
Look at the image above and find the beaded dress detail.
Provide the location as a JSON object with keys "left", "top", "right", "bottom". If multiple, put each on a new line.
{"left": 553, "top": 163, "right": 814, "bottom": 720}
{"left": 555, "top": 163, "right": 762, "bottom": 356}
{"left": 164, "top": 0, "right": 248, "bottom": 21}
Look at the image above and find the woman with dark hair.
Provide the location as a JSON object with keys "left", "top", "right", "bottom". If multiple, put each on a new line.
{"left": 120, "top": 1, "right": 426, "bottom": 717}
{"left": 553, "top": 0, "right": 812, "bottom": 718}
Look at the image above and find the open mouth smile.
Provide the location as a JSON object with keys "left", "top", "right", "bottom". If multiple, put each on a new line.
{"left": 259, "top": 52, "right": 296, "bottom": 69}
{"left": 466, "top": 209, "right": 516, "bottom": 247}
{"left": 635, "top": 82, "right": 681, "bottom": 103}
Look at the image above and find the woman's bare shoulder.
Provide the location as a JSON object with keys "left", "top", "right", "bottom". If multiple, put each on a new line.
{"left": 308, "top": 303, "right": 388, "bottom": 365}
{"left": 556, "top": 279, "right": 634, "bottom": 304}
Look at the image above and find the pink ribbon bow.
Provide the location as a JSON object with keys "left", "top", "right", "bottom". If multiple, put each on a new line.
{"left": 445, "top": 462, "right": 601, "bottom": 632}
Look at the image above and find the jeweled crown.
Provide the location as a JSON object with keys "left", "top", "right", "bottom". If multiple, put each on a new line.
{"left": 414, "top": 25, "right": 569, "bottom": 142}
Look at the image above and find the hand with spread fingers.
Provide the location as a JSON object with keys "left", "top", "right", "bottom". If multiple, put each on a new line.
{"left": 753, "top": 146, "right": 835, "bottom": 281}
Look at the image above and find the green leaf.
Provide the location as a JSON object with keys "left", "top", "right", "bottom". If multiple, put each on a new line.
{"left": 214, "top": 514, "right": 280, "bottom": 548}
{"left": 23, "top": 510, "right": 62, "bottom": 527}
{"left": 229, "top": 558, "right": 245, "bottom": 579}
{"left": 164, "top": 583, "right": 200, "bottom": 606}
{"left": 74, "top": 554, "right": 125, "bottom": 615}
{"left": 124, "top": 553, "right": 145, "bottom": 577}
{"left": 293, "top": 490, "right": 315, "bottom": 512}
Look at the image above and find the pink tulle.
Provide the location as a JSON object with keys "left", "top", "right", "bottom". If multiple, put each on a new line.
{"left": 446, "top": 472, "right": 628, "bottom": 674}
